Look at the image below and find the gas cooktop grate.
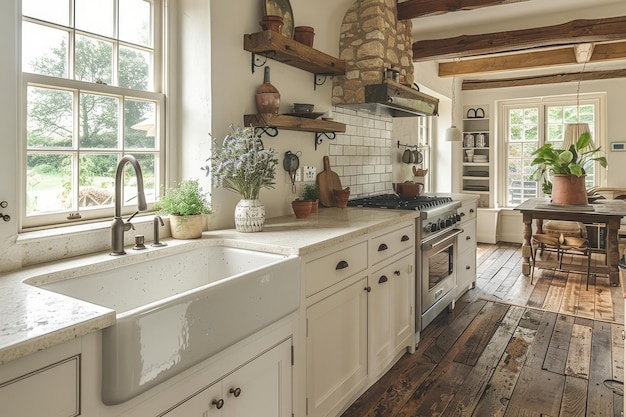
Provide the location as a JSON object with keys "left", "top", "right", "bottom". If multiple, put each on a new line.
{"left": 346, "top": 194, "right": 453, "bottom": 210}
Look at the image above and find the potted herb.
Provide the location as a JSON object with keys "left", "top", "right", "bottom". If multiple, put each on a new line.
{"left": 530, "top": 131, "right": 607, "bottom": 204}
{"left": 302, "top": 183, "right": 320, "bottom": 213}
{"left": 154, "top": 179, "right": 213, "bottom": 239}
{"left": 203, "top": 126, "right": 278, "bottom": 232}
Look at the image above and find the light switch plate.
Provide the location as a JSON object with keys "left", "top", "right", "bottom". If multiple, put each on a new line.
{"left": 303, "top": 166, "right": 317, "bottom": 181}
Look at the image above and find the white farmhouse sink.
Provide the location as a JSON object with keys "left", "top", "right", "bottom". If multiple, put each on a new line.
{"left": 35, "top": 245, "right": 300, "bottom": 405}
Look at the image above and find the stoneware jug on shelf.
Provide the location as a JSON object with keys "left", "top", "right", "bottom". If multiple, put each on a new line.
{"left": 255, "top": 66, "right": 280, "bottom": 114}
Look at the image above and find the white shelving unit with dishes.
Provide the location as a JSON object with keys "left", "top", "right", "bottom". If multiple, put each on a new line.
{"left": 462, "top": 105, "right": 492, "bottom": 209}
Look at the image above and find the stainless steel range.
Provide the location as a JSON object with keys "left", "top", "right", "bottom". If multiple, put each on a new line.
{"left": 347, "top": 194, "right": 462, "bottom": 342}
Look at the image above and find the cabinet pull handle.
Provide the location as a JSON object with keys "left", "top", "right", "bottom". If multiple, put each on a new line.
{"left": 401, "top": 235, "right": 410, "bottom": 242}
{"left": 378, "top": 275, "right": 388, "bottom": 284}
{"left": 394, "top": 270, "right": 401, "bottom": 276}
{"left": 212, "top": 399, "right": 224, "bottom": 409}
{"left": 365, "top": 286, "right": 371, "bottom": 292}
{"left": 466, "top": 236, "right": 471, "bottom": 240}
{"left": 460, "top": 212, "right": 466, "bottom": 217}
{"left": 229, "top": 387, "right": 242, "bottom": 397}
{"left": 378, "top": 243, "right": 388, "bottom": 252}
{"left": 336, "top": 260, "right": 349, "bottom": 270}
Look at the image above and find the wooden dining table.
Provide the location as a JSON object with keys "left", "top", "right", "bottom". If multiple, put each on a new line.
{"left": 515, "top": 198, "right": 626, "bottom": 285}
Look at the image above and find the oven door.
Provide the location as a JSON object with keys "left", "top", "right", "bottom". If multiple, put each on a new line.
{"left": 421, "top": 228, "right": 462, "bottom": 315}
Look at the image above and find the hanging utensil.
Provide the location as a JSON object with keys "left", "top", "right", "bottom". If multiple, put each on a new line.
{"left": 283, "top": 151, "right": 301, "bottom": 194}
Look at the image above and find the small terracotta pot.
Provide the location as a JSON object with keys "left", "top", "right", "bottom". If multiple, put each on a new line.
{"left": 294, "top": 26, "right": 315, "bottom": 47}
{"left": 309, "top": 199, "right": 319, "bottom": 213}
{"left": 292, "top": 199, "right": 313, "bottom": 218}
{"left": 333, "top": 187, "right": 350, "bottom": 208}
{"left": 260, "top": 15, "right": 284, "bottom": 33}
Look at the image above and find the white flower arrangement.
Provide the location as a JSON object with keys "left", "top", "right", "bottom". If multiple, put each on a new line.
{"left": 203, "top": 126, "right": 278, "bottom": 200}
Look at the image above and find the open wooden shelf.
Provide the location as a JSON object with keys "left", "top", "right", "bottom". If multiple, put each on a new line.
{"left": 243, "top": 31, "right": 346, "bottom": 76}
{"left": 244, "top": 113, "right": 346, "bottom": 134}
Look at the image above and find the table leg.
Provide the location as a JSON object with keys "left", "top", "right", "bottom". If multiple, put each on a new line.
{"left": 608, "top": 218, "right": 621, "bottom": 285}
{"left": 522, "top": 213, "right": 533, "bottom": 276}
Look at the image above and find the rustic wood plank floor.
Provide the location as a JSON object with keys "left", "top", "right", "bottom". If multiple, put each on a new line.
{"left": 341, "top": 243, "right": 625, "bottom": 417}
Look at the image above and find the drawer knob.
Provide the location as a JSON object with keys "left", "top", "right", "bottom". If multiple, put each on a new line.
{"left": 229, "top": 387, "right": 242, "bottom": 397}
{"left": 336, "top": 260, "right": 349, "bottom": 270}
{"left": 394, "top": 270, "right": 401, "bottom": 276}
{"left": 470, "top": 208, "right": 475, "bottom": 213}
{"left": 466, "top": 236, "right": 471, "bottom": 240}
{"left": 401, "top": 235, "right": 410, "bottom": 242}
{"left": 212, "top": 399, "right": 224, "bottom": 409}
{"left": 365, "top": 286, "right": 371, "bottom": 292}
{"left": 466, "top": 265, "right": 471, "bottom": 270}
{"left": 378, "top": 243, "right": 388, "bottom": 252}
{"left": 378, "top": 275, "right": 388, "bottom": 284}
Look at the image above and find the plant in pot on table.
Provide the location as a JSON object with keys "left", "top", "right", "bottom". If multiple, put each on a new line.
{"left": 204, "top": 126, "right": 278, "bottom": 232}
{"left": 302, "top": 183, "right": 320, "bottom": 213}
{"left": 530, "top": 131, "right": 607, "bottom": 205}
{"left": 154, "top": 179, "right": 213, "bottom": 239}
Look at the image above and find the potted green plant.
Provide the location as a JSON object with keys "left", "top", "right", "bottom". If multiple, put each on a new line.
{"left": 302, "top": 183, "right": 320, "bottom": 213}
{"left": 154, "top": 179, "right": 213, "bottom": 239}
{"left": 530, "top": 131, "right": 607, "bottom": 205}
{"left": 203, "top": 126, "right": 278, "bottom": 232}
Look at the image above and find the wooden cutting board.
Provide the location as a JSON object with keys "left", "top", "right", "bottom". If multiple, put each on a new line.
{"left": 317, "top": 156, "right": 342, "bottom": 207}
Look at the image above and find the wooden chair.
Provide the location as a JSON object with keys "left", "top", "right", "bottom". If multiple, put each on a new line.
{"left": 530, "top": 232, "right": 594, "bottom": 289}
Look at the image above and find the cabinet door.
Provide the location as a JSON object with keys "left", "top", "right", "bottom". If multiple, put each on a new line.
{"left": 161, "top": 382, "right": 221, "bottom": 417}
{"left": 223, "top": 339, "right": 292, "bottom": 417}
{"left": 457, "top": 249, "right": 476, "bottom": 298}
{"left": 306, "top": 277, "right": 368, "bottom": 417}
{"left": 392, "top": 254, "right": 414, "bottom": 349}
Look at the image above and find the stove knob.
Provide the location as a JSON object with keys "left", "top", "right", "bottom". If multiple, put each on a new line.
{"left": 438, "top": 219, "right": 446, "bottom": 230}
{"left": 450, "top": 215, "right": 457, "bottom": 224}
{"left": 423, "top": 223, "right": 432, "bottom": 233}
{"left": 431, "top": 222, "right": 438, "bottom": 232}
{"left": 456, "top": 214, "right": 461, "bottom": 222}
{"left": 445, "top": 218, "right": 452, "bottom": 227}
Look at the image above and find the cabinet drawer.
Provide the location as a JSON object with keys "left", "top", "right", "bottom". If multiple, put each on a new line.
{"left": 457, "top": 249, "right": 476, "bottom": 297}
{"left": 0, "top": 355, "right": 80, "bottom": 417}
{"left": 458, "top": 220, "right": 476, "bottom": 254}
{"left": 458, "top": 202, "right": 477, "bottom": 223}
{"left": 306, "top": 241, "right": 368, "bottom": 297}
{"left": 369, "top": 224, "right": 414, "bottom": 266}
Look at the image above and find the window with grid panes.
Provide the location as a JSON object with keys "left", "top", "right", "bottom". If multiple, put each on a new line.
{"left": 21, "top": 0, "right": 164, "bottom": 228}
{"left": 502, "top": 95, "right": 604, "bottom": 207}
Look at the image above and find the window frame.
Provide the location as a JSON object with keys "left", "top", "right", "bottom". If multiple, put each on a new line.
{"left": 20, "top": 0, "right": 166, "bottom": 230}
{"left": 498, "top": 93, "right": 607, "bottom": 208}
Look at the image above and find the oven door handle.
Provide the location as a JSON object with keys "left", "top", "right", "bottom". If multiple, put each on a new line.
{"left": 422, "top": 228, "right": 464, "bottom": 251}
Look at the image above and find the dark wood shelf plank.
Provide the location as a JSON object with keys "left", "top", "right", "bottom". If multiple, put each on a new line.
{"left": 244, "top": 114, "right": 346, "bottom": 134}
{"left": 244, "top": 31, "right": 346, "bottom": 76}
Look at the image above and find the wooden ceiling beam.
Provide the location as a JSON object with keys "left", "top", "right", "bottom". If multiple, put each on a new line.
{"left": 439, "top": 41, "right": 626, "bottom": 77}
{"left": 397, "top": 0, "right": 529, "bottom": 20}
{"left": 461, "top": 68, "right": 626, "bottom": 90}
{"left": 412, "top": 16, "right": 626, "bottom": 61}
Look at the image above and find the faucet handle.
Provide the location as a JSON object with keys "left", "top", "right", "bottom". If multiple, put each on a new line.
{"left": 127, "top": 210, "right": 139, "bottom": 223}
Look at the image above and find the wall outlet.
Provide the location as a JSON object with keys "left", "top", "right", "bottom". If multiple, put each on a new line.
{"left": 303, "top": 166, "right": 317, "bottom": 181}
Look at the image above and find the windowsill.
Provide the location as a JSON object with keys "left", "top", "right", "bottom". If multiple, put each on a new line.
{"left": 17, "top": 214, "right": 157, "bottom": 243}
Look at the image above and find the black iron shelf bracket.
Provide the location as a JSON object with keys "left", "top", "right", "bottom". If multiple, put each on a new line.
{"left": 254, "top": 126, "right": 279, "bottom": 138}
{"left": 314, "top": 74, "right": 332, "bottom": 90}
{"left": 396, "top": 140, "right": 423, "bottom": 149}
{"left": 315, "top": 132, "right": 336, "bottom": 150}
{"left": 250, "top": 52, "right": 276, "bottom": 74}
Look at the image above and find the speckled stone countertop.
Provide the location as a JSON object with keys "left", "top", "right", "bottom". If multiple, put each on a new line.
{"left": 0, "top": 206, "right": 421, "bottom": 365}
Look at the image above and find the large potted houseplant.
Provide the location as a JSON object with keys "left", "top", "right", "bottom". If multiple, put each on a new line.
{"left": 204, "top": 126, "right": 278, "bottom": 232}
{"left": 154, "top": 179, "right": 213, "bottom": 239}
{"left": 530, "top": 131, "right": 607, "bottom": 205}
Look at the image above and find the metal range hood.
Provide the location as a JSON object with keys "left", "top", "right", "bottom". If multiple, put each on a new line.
{"left": 337, "top": 80, "right": 439, "bottom": 118}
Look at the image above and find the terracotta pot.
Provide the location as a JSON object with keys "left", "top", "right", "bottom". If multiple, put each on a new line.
{"left": 333, "top": 187, "right": 350, "bottom": 208}
{"left": 294, "top": 26, "right": 315, "bottom": 47}
{"left": 169, "top": 214, "right": 203, "bottom": 239}
{"left": 255, "top": 66, "right": 280, "bottom": 114}
{"left": 551, "top": 174, "right": 588, "bottom": 205}
{"left": 259, "top": 15, "right": 284, "bottom": 33}
{"left": 309, "top": 199, "right": 319, "bottom": 213}
{"left": 393, "top": 182, "right": 424, "bottom": 197}
{"left": 291, "top": 200, "right": 313, "bottom": 218}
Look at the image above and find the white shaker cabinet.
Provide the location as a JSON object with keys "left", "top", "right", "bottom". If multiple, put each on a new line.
{"left": 304, "top": 221, "right": 415, "bottom": 417}
{"left": 163, "top": 339, "right": 292, "bottom": 417}
{"left": 456, "top": 199, "right": 478, "bottom": 298}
